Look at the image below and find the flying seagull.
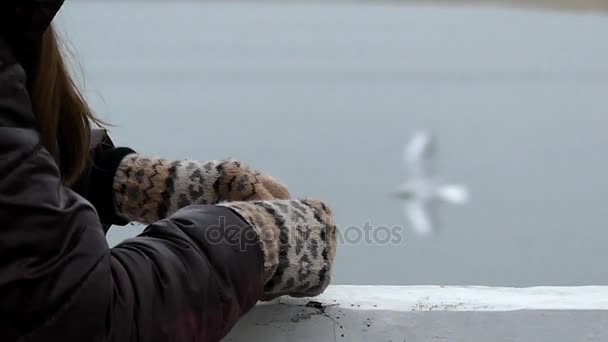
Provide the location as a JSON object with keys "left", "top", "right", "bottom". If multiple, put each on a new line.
{"left": 393, "top": 131, "right": 470, "bottom": 236}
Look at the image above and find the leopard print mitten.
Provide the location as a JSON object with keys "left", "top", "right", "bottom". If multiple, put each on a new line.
{"left": 219, "top": 199, "right": 337, "bottom": 301}
{"left": 112, "top": 154, "right": 290, "bottom": 224}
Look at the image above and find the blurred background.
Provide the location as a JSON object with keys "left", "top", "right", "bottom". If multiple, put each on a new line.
{"left": 56, "top": 1, "right": 608, "bottom": 286}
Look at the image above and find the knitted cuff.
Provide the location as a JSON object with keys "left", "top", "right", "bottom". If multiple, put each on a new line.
{"left": 112, "top": 154, "right": 291, "bottom": 224}
{"left": 219, "top": 199, "right": 337, "bottom": 301}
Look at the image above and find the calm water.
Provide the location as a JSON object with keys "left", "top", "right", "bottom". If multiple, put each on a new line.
{"left": 56, "top": 3, "right": 608, "bottom": 286}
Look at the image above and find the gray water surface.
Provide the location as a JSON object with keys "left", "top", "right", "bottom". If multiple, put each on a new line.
{"left": 57, "top": 3, "right": 608, "bottom": 286}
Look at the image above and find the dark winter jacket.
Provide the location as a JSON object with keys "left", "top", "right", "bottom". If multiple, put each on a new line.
{"left": 0, "top": 2, "right": 265, "bottom": 341}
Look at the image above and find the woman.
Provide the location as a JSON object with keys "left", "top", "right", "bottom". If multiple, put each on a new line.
{"left": 0, "top": 1, "right": 336, "bottom": 341}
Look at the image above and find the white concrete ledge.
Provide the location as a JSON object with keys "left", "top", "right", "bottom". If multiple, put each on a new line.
{"left": 225, "top": 286, "right": 608, "bottom": 341}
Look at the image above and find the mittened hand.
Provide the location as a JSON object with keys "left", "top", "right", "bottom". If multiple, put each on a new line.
{"left": 112, "top": 154, "right": 291, "bottom": 224}
{"left": 220, "top": 199, "right": 337, "bottom": 301}
{"left": 257, "top": 173, "right": 291, "bottom": 200}
{"left": 112, "top": 153, "right": 337, "bottom": 300}
{"left": 215, "top": 160, "right": 291, "bottom": 202}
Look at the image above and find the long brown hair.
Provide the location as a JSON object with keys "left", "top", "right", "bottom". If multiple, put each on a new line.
{"left": 30, "top": 24, "right": 104, "bottom": 186}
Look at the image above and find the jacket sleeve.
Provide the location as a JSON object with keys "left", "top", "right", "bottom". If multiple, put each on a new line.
{"left": 0, "top": 39, "right": 264, "bottom": 342}
{"left": 71, "top": 129, "right": 135, "bottom": 230}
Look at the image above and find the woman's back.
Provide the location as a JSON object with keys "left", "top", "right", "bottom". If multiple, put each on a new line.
{"left": 0, "top": 2, "right": 336, "bottom": 341}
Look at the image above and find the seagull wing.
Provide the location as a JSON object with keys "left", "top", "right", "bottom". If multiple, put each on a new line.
{"left": 405, "top": 200, "right": 434, "bottom": 236}
{"left": 437, "top": 184, "right": 470, "bottom": 204}
{"left": 404, "top": 131, "right": 435, "bottom": 178}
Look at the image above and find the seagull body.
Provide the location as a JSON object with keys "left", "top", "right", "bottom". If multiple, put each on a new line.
{"left": 394, "top": 131, "right": 469, "bottom": 236}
